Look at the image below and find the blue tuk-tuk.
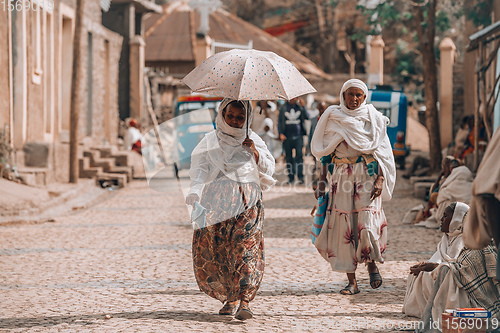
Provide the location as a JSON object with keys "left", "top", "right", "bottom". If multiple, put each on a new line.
{"left": 367, "top": 85, "right": 410, "bottom": 169}
{"left": 172, "top": 95, "right": 222, "bottom": 178}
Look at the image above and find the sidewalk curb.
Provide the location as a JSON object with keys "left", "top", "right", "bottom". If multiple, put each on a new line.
{"left": 0, "top": 181, "right": 115, "bottom": 226}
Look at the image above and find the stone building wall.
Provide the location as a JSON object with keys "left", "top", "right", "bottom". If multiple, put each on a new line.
{"left": 0, "top": 11, "right": 11, "bottom": 132}
{"left": 3, "top": 0, "right": 122, "bottom": 183}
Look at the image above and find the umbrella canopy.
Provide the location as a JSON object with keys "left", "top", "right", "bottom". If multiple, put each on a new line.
{"left": 182, "top": 49, "right": 317, "bottom": 101}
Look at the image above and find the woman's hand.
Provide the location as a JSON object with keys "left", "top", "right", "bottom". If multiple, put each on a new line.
{"left": 242, "top": 137, "right": 259, "bottom": 162}
{"left": 315, "top": 181, "right": 326, "bottom": 199}
{"left": 370, "top": 175, "right": 384, "bottom": 200}
{"left": 409, "top": 262, "right": 425, "bottom": 276}
{"left": 409, "top": 262, "right": 438, "bottom": 276}
{"left": 420, "top": 262, "right": 439, "bottom": 272}
{"left": 185, "top": 193, "right": 200, "bottom": 206}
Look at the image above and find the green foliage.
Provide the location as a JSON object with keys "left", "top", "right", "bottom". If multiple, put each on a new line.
{"left": 465, "top": 1, "right": 493, "bottom": 27}
{"left": 357, "top": 2, "right": 404, "bottom": 28}
{"left": 393, "top": 40, "right": 423, "bottom": 85}
{"left": 436, "top": 10, "right": 451, "bottom": 32}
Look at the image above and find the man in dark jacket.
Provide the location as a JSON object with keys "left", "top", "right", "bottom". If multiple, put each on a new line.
{"left": 278, "top": 97, "right": 308, "bottom": 184}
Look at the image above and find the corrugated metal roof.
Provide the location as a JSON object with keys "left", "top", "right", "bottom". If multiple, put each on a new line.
{"left": 144, "top": 1, "right": 330, "bottom": 79}
{"left": 145, "top": 7, "right": 195, "bottom": 62}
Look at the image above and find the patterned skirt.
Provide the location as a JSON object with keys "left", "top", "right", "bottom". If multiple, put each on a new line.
{"left": 192, "top": 176, "right": 265, "bottom": 303}
{"left": 315, "top": 161, "right": 388, "bottom": 273}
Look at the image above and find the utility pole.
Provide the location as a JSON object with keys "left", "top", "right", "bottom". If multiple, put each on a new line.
{"left": 69, "top": 0, "right": 85, "bottom": 183}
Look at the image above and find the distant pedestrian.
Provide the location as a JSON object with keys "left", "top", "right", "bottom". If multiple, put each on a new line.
{"left": 259, "top": 118, "right": 281, "bottom": 159}
{"left": 307, "top": 101, "right": 327, "bottom": 156}
{"left": 125, "top": 118, "right": 142, "bottom": 155}
{"left": 278, "top": 97, "right": 308, "bottom": 184}
{"left": 309, "top": 101, "right": 328, "bottom": 188}
{"left": 311, "top": 79, "right": 396, "bottom": 295}
{"left": 185, "top": 99, "right": 276, "bottom": 320}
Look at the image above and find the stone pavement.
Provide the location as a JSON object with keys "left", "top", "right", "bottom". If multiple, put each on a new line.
{"left": 0, "top": 161, "right": 442, "bottom": 332}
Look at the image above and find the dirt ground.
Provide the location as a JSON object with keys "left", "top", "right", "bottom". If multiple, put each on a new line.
{"left": 0, "top": 157, "right": 444, "bottom": 332}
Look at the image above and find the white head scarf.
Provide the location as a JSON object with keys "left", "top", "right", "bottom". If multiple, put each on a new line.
{"left": 339, "top": 79, "right": 370, "bottom": 116}
{"left": 200, "top": 98, "right": 275, "bottom": 190}
{"left": 215, "top": 99, "right": 253, "bottom": 145}
{"left": 432, "top": 202, "right": 469, "bottom": 264}
{"left": 448, "top": 202, "right": 470, "bottom": 235}
{"left": 310, "top": 79, "right": 396, "bottom": 200}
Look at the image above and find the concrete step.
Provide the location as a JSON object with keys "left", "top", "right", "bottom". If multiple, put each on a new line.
{"left": 108, "top": 166, "right": 133, "bottom": 182}
{"left": 91, "top": 147, "right": 130, "bottom": 167}
{"left": 93, "top": 158, "right": 115, "bottom": 172}
{"left": 111, "top": 153, "right": 129, "bottom": 167}
{"left": 409, "top": 175, "right": 437, "bottom": 185}
{"left": 17, "top": 167, "right": 49, "bottom": 187}
{"left": 83, "top": 151, "right": 115, "bottom": 171}
{"left": 414, "top": 182, "right": 432, "bottom": 200}
{"left": 79, "top": 157, "right": 103, "bottom": 178}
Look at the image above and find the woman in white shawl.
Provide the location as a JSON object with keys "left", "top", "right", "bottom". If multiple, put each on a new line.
{"left": 403, "top": 202, "right": 468, "bottom": 318}
{"left": 186, "top": 99, "right": 275, "bottom": 320}
{"left": 311, "top": 79, "right": 396, "bottom": 295}
{"left": 416, "top": 203, "right": 500, "bottom": 333}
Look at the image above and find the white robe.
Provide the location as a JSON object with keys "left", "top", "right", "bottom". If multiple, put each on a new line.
{"left": 403, "top": 233, "right": 464, "bottom": 318}
{"left": 403, "top": 203, "right": 469, "bottom": 318}
{"left": 188, "top": 99, "right": 276, "bottom": 198}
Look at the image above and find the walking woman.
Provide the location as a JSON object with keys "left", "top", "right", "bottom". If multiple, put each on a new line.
{"left": 310, "top": 79, "right": 396, "bottom": 295}
{"left": 185, "top": 99, "right": 276, "bottom": 320}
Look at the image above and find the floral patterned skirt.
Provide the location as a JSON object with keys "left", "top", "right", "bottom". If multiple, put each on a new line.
{"left": 192, "top": 176, "right": 265, "bottom": 303}
{"left": 315, "top": 161, "right": 387, "bottom": 273}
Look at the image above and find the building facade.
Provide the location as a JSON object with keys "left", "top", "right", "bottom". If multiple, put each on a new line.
{"left": 1, "top": 0, "right": 123, "bottom": 184}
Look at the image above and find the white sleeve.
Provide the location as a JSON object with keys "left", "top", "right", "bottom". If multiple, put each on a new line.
{"left": 251, "top": 133, "right": 275, "bottom": 176}
{"left": 188, "top": 137, "right": 210, "bottom": 198}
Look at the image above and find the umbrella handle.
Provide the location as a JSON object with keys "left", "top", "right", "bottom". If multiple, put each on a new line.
{"left": 246, "top": 108, "right": 249, "bottom": 137}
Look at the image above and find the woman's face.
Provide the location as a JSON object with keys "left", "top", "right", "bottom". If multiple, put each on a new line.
{"left": 343, "top": 87, "right": 366, "bottom": 110}
{"left": 440, "top": 206, "right": 454, "bottom": 233}
{"left": 223, "top": 104, "right": 246, "bottom": 128}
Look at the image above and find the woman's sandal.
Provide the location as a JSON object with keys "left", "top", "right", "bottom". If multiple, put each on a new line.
{"left": 340, "top": 284, "right": 360, "bottom": 295}
{"left": 234, "top": 303, "right": 253, "bottom": 321}
{"left": 219, "top": 302, "right": 237, "bottom": 315}
{"left": 369, "top": 271, "right": 383, "bottom": 289}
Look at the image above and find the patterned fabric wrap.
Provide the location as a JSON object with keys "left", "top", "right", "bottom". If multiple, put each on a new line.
{"left": 192, "top": 175, "right": 265, "bottom": 303}
{"left": 311, "top": 192, "right": 329, "bottom": 244}
{"left": 450, "top": 245, "right": 500, "bottom": 317}
{"left": 314, "top": 160, "right": 387, "bottom": 273}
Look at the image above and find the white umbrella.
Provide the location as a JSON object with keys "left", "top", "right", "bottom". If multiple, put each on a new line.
{"left": 182, "top": 49, "right": 317, "bottom": 101}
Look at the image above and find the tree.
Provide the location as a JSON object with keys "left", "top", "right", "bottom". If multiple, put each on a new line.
{"left": 356, "top": 0, "right": 486, "bottom": 172}
{"left": 412, "top": 0, "right": 441, "bottom": 173}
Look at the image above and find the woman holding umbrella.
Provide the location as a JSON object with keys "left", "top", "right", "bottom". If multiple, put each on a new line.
{"left": 185, "top": 99, "right": 276, "bottom": 320}
{"left": 311, "top": 79, "right": 396, "bottom": 295}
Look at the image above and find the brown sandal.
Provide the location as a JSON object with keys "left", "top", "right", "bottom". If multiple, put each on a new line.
{"left": 219, "top": 302, "right": 237, "bottom": 315}
{"left": 235, "top": 304, "right": 253, "bottom": 321}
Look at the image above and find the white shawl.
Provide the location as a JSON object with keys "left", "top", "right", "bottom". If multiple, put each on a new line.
{"left": 310, "top": 79, "right": 396, "bottom": 200}
{"left": 436, "top": 166, "right": 473, "bottom": 208}
{"left": 188, "top": 99, "right": 276, "bottom": 197}
{"left": 403, "top": 202, "right": 469, "bottom": 318}
{"left": 430, "top": 202, "right": 469, "bottom": 265}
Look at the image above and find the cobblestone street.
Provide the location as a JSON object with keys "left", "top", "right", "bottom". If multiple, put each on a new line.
{"left": 0, "top": 161, "right": 442, "bottom": 332}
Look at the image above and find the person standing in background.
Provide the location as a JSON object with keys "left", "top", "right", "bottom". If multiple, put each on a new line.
{"left": 278, "top": 97, "right": 308, "bottom": 184}
{"left": 125, "top": 118, "right": 142, "bottom": 155}
{"left": 309, "top": 101, "right": 328, "bottom": 188}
